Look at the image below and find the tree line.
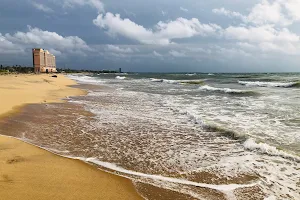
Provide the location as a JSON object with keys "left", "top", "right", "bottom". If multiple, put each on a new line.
{"left": 0, "top": 65, "right": 34, "bottom": 74}
{"left": 0, "top": 65, "right": 120, "bottom": 74}
{"left": 58, "top": 68, "right": 119, "bottom": 74}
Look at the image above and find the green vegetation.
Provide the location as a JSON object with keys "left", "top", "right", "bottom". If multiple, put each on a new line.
{"left": 56, "top": 68, "right": 118, "bottom": 74}
{"left": 0, "top": 65, "right": 33, "bottom": 74}
{"left": 0, "top": 65, "right": 120, "bottom": 74}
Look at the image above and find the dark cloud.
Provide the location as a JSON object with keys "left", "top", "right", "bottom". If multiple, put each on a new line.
{"left": 1, "top": 0, "right": 300, "bottom": 72}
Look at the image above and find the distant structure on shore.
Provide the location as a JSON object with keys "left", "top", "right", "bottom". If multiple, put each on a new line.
{"left": 32, "top": 48, "right": 57, "bottom": 73}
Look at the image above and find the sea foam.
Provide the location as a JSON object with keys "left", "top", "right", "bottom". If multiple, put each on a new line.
{"left": 67, "top": 75, "right": 105, "bottom": 84}
{"left": 198, "top": 85, "right": 256, "bottom": 95}
{"left": 80, "top": 157, "right": 259, "bottom": 192}
{"left": 238, "top": 80, "right": 299, "bottom": 88}
{"left": 116, "top": 76, "right": 127, "bottom": 80}
{"left": 243, "top": 139, "right": 299, "bottom": 162}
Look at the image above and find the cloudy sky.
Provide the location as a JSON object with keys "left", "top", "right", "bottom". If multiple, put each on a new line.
{"left": 1, "top": 0, "right": 300, "bottom": 72}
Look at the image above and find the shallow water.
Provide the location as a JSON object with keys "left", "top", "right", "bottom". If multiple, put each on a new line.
{"left": 1, "top": 73, "right": 300, "bottom": 200}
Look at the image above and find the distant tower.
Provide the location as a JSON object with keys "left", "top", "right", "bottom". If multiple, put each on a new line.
{"left": 32, "top": 48, "right": 57, "bottom": 73}
{"left": 119, "top": 68, "right": 122, "bottom": 73}
{"left": 32, "top": 48, "right": 45, "bottom": 73}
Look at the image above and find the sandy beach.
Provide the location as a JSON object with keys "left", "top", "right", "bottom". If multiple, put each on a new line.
{"left": 0, "top": 74, "right": 142, "bottom": 200}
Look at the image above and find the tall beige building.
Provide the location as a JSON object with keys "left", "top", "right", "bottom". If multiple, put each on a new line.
{"left": 32, "top": 48, "right": 57, "bottom": 73}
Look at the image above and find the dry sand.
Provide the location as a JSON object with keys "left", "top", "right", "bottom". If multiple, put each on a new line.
{"left": 0, "top": 74, "right": 142, "bottom": 200}
{"left": 0, "top": 74, "right": 85, "bottom": 116}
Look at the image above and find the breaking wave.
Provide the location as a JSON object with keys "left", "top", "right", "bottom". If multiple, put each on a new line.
{"left": 185, "top": 111, "right": 299, "bottom": 161}
{"left": 183, "top": 110, "right": 248, "bottom": 142}
{"left": 116, "top": 76, "right": 127, "bottom": 80}
{"left": 185, "top": 73, "right": 197, "bottom": 76}
{"left": 181, "top": 80, "right": 205, "bottom": 85}
{"left": 150, "top": 78, "right": 163, "bottom": 82}
{"left": 198, "top": 85, "right": 258, "bottom": 96}
{"left": 238, "top": 81, "right": 300, "bottom": 88}
{"left": 150, "top": 78, "right": 205, "bottom": 85}
{"left": 67, "top": 75, "right": 105, "bottom": 84}
{"left": 203, "top": 124, "right": 249, "bottom": 142}
{"left": 243, "top": 139, "right": 300, "bottom": 162}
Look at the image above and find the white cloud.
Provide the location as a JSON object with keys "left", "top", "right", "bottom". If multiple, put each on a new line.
{"left": 93, "top": 12, "right": 221, "bottom": 45}
{"left": 180, "top": 7, "right": 188, "bottom": 12}
{"left": 4, "top": 26, "right": 90, "bottom": 55}
{"left": 186, "top": 47, "right": 211, "bottom": 54}
{"left": 212, "top": 0, "right": 300, "bottom": 57}
{"left": 213, "top": 0, "right": 300, "bottom": 26}
{"left": 215, "top": 46, "right": 252, "bottom": 58}
{"left": 224, "top": 25, "right": 300, "bottom": 43}
{"left": 153, "top": 51, "right": 163, "bottom": 57}
{"left": 48, "top": 48, "right": 62, "bottom": 56}
{"left": 212, "top": 8, "right": 246, "bottom": 21}
{"left": 224, "top": 25, "right": 300, "bottom": 56}
{"left": 247, "top": 0, "right": 291, "bottom": 26}
{"left": 259, "top": 42, "right": 299, "bottom": 55}
{"left": 161, "top": 10, "right": 167, "bottom": 16}
{"left": 106, "top": 45, "right": 134, "bottom": 53}
{"left": 237, "top": 42, "right": 256, "bottom": 51}
{"left": 31, "top": 2, "right": 54, "bottom": 13}
{"left": 169, "top": 50, "right": 186, "bottom": 57}
{"left": 282, "top": 0, "right": 300, "bottom": 21}
{"left": 61, "top": 0, "right": 104, "bottom": 12}
{"left": 0, "top": 34, "right": 24, "bottom": 54}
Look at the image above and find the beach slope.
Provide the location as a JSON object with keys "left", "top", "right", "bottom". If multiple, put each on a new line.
{"left": 0, "top": 74, "right": 142, "bottom": 200}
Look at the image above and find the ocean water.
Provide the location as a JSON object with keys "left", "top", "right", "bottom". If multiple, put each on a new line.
{"left": 1, "top": 73, "right": 299, "bottom": 199}
{"left": 67, "top": 73, "right": 300, "bottom": 199}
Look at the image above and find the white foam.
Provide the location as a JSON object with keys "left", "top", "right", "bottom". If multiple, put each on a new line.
{"left": 198, "top": 85, "right": 248, "bottom": 94}
{"left": 116, "top": 76, "right": 127, "bottom": 80}
{"left": 80, "top": 158, "right": 259, "bottom": 192}
{"left": 154, "top": 79, "right": 205, "bottom": 84}
{"left": 238, "top": 81, "right": 297, "bottom": 88}
{"left": 162, "top": 79, "right": 179, "bottom": 84}
{"left": 150, "top": 78, "right": 163, "bottom": 82}
{"left": 243, "top": 139, "right": 299, "bottom": 161}
{"left": 185, "top": 73, "right": 196, "bottom": 76}
{"left": 67, "top": 75, "right": 105, "bottom": 84}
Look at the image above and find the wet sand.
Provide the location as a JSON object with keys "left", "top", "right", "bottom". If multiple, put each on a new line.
{"left": 0, "top": 82, "right": 265, "bottom": 200}
{"left": 0, "top": 136, "right": 142, "bottom": 200}
{"left": 0, "top": 74, "right": 267, "bottom": 200}
{"left": 0, "top": 74, "right": 142, "bottom": 200}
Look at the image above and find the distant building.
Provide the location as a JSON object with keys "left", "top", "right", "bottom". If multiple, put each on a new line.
{"left": 32, "top": 48, "right": 57, "bottom": 73}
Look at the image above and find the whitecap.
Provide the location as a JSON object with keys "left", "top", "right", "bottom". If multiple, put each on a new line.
{"left": 238, "top": 80, "right": 298, "bottom": 88}
{"left": 67, "top": 75, "right": 105, "bottom": 84}
{"left": 243, "top": 139, "right": 299, "bottom": 161}
{"left": 198, "top": 85, "right": 253, "bottom": 95}
{"left": 116, "top": 76, "right": 127, "bottom": 80}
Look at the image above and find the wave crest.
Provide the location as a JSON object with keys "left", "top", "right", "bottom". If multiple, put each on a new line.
{"left": 238, "top": 81, "right": 300, "bottom": 88}
{"left": 243, "top": 139, "right": 300, "bottom": 162}
{"left": 198, "top": 85, "right": 258, "bottom": 96}
{"left": 67, "top": 75, "right": 105, "bottom": 84}
{"left": 150, "top": 78, "right": 205, "bottom": 85}
{"left": 116, "top": 76, "right": 127, "bottom": 80}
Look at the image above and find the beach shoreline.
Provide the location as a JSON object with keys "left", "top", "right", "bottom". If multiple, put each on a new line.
{"left": 0, "top": 74, "right": 143, "bottom": 200}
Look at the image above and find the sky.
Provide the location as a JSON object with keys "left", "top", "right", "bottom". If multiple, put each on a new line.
{"left": 1, "top": 0, "right": 300, "bottom": 72}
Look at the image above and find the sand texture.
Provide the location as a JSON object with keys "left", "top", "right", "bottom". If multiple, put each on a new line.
{"left": 0, "top": 74, "right": 85, "bottom": 116}
{"left": 0, "top": 74, "right": 142, "bottom": 200}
